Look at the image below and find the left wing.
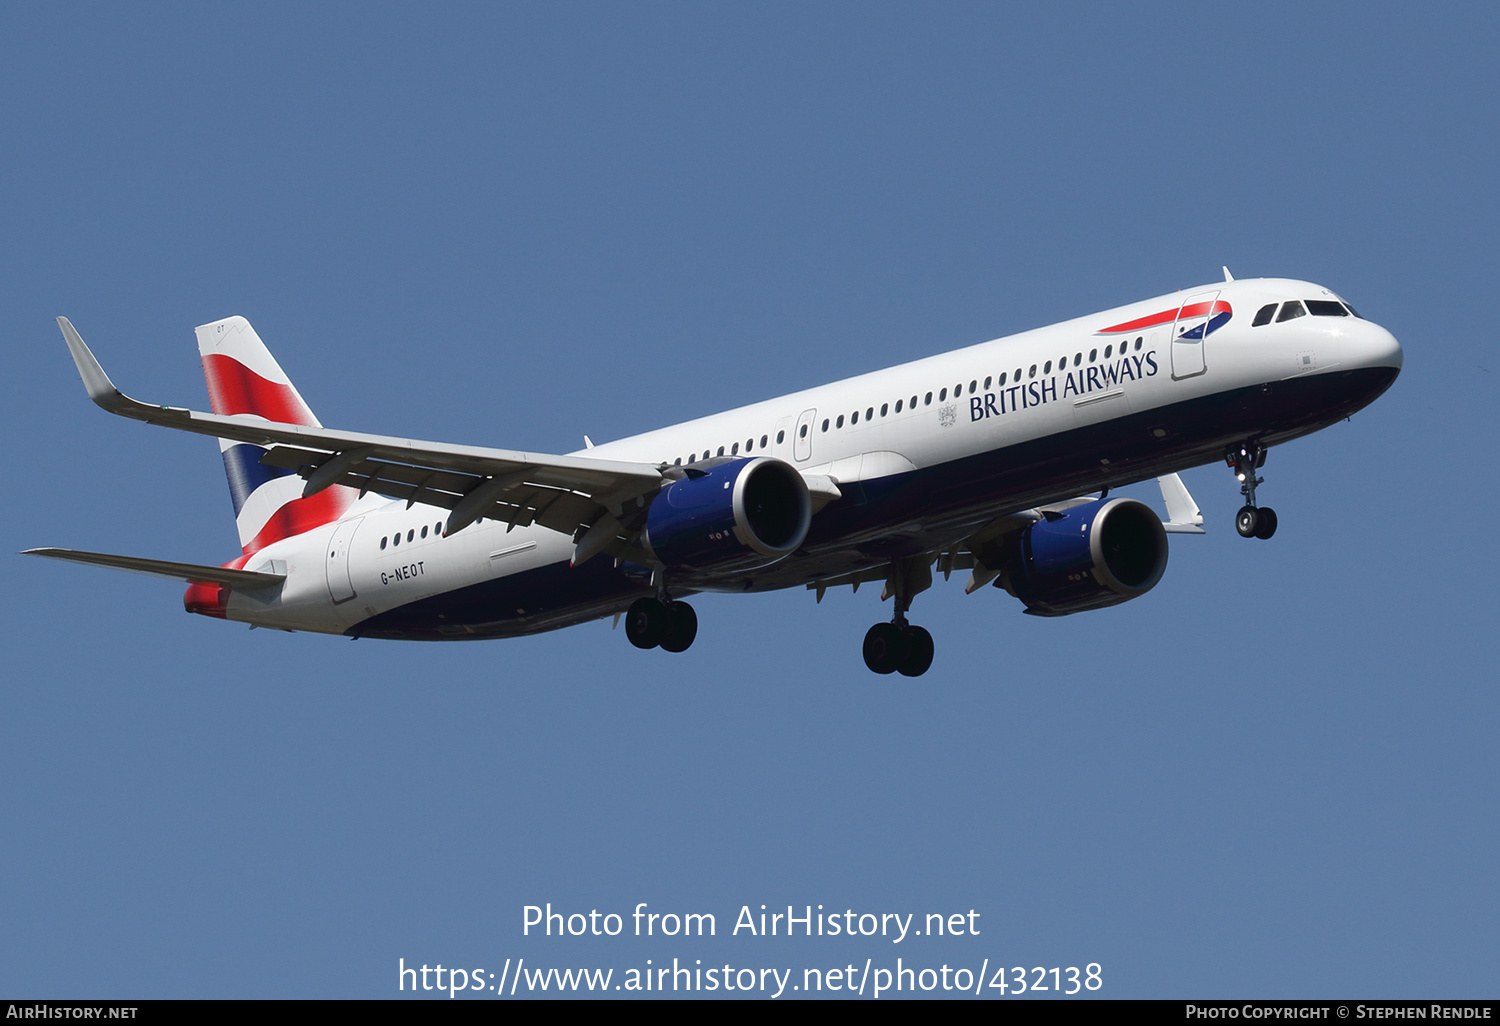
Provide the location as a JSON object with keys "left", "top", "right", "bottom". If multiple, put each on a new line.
{"left": 57, "top": 318, "right": 666, "bottom": 558}
{"left": 807, "top": 475, "right": 1208, "bottom": 599}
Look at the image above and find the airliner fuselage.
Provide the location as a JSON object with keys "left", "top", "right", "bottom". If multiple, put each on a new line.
{"left": 32, "top": 274, "right": 1402, "bottom": 675}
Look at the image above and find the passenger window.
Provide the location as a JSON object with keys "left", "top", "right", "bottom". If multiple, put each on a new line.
{"left": 1089, "top": 348, "right": 1097, "bottom": 362}
{"left": 392, "top": 533, "right": 400, "bottom": 547}
{"left": 880, "top": 403, "right": 888, "bottom": 416}
{"left": 717, "top": 446, "right": 725, "bottom": 456}
{"left": 1277, "top": 301, "right": 1307, "bottom": 322}
{"left": 761, "top": 435, "right": 769, "bottom": 447}
{"left": 983, "top": 376, "right": 991, "bottom": 389}
{"left": 866, "top": 407, "right": 873, "bottom": 420}
{"left": 1307, "top": 300, "right": 1348, "bottom": 317}
{"left": 1028, "top": 365, "right": 1036, "bottom": 379}
{"left": 850, "top": 411, "right": 858, "bottom": 424}
{"left": 380, "top": 537, "right": 387, "bottom": 550}
{"left": 797, "top": 426, "right": 806, "bottom": 439}
{"left": 836, "top": 415, "right": 845, "bottom": 428}
{"left": 924, "top": 392, "right": 932, "bottom": 405}
{"left": 1252, "top": 303, "right": 1277, "bottom": 326}
{"left": 745, "top": 438, "right": 753, "bottom": 451}
{"left": 421, "top": 525, "right": 428, "bottom": 538}
{"left": 1043, "top": 361, "right": 1051, "bottom": 374}
{"left": 911, "top": 395, "right": 918, "bottom": 408}
{"left": 674, "top": 457, "right": 682, "bottom": 465}
{"left": 895, "top": 399, "right": 903, "bottom": 412}
{"left": 821, "top": 419, "right": 829, "bottom": 432}
{"left": 1105, "top": 345, "right": 1113, "bottom": 358}
{"left": 703, "top": 450, "right": 711, "bottom": 460}
{"left": 731, "top": 442, "right": 739, "bottom": 455}
{"left": 1135, "top": 337, "right": 1143, "bottom": 350}
{"left": 1014, "top": 368, "right": 1022, "bottom": 381}
{"left": 407, "top": 529, "right": 414, "bottom": 542}
{"left": 999, "top": 372, "right": 1008, "bottom": 386}
{"left": 939, "top": 388, "right": 947, "bottom": 401}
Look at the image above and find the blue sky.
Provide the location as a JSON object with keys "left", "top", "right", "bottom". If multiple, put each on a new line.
{"left": 2, "top": 2, "right": 1496, "bottom": 999}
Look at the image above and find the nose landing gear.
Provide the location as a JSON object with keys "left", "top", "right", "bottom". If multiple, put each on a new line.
{"left": 1228, "top": 443, "right": 1278, "bottom": 540}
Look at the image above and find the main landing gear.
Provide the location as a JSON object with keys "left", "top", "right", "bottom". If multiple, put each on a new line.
{"left": 862, "top": 556, "right": 935, "bottom": 677}
{"left": 863, "top": 621, "right": 934, "bottom": 677}
{"left": 625, "top": 595, "right": 698, "bottom": 653}
{"left": 1227, "top": 442, "right": 1278, "bottom": 540}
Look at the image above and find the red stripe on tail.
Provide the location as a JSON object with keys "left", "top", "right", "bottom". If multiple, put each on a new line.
{"left": 202, "top": 353, "right": 317, "bottom": 425}
{"left": 241, "top": 488, "right": 354, "bottom": 556}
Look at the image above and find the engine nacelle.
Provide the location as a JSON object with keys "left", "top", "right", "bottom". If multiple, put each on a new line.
{"left": 643, "top": 457, "right": 812, "bottom": 572}
{"left": 999, "top": 497, "right": 1168, "bottom": 616}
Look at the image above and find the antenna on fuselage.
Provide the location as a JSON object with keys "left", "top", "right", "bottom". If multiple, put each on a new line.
{"left": 1223, "top": 266, "right": 1235, "bottom": 282}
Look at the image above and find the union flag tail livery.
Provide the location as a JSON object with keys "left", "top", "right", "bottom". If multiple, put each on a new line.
{"left": 195, "top": 316, "right": 356, "bottom": 556}
{"left": 31, "top": 274, "right": 1403, "bottom": 676}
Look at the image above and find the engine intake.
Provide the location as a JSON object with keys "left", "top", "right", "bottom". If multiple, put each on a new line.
{"left": 999, "top": 497, "right": 1168, "bottom": 616}
{"left": 643, "top": 458, "right": 811, "bottom": 571}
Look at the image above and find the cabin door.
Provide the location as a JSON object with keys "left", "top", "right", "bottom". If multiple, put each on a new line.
{"left": 1170, "top": 290, "right": 1219, "bottom": 380}
{"left": 325, "top": 517, "right": 364, "bottom": 604}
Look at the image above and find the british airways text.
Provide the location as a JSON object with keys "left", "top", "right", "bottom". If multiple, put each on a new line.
{"left": 970, "top": 350, "right": 1159, "bottom": 421}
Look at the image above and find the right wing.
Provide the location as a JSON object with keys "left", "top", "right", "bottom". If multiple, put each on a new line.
{"left": 56, "top": 318, "right": 668, "bottom": 559}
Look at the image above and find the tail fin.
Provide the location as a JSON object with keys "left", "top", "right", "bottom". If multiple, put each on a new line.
{"left": 195, "top": 316, "right": 356, "bottom": 555}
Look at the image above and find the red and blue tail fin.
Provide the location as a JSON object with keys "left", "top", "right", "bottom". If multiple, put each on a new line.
{"left": 195, "top": 316, "right": 356, "bottom": 556}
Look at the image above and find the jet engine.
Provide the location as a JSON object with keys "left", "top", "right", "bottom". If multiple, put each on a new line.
{"left": 998, "top": 497, "right": 1168, "bottom": 616}
{"left": 643, "top": 458, "right": 812, "bottom": 571}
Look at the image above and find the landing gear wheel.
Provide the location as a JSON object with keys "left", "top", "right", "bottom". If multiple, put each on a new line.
{"left": 1253, "top": 506, "right": 1278, "bottom": 540}
{"left": 659, "top": 601, "right": 698, "bottom": 653}
{"left": 625, "top": 597, "right": 668, "bottom": 649}
{"left": 1228, "top": 442, "right": 1275, "bottom": 540}
{"left": 862, "top": 622, "right": 909, "bottom": 675}
{"left": 1236, "top": 505, "right": 1260, "bottom": 539}
{"left": 896, "top": 625, "right": 934, "bottom": 677}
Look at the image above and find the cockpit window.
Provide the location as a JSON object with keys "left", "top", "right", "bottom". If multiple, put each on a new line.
{"left": 1342, "top": 302, "right": 1362, "bottom": 318}
{"left": 1252, "top": 303, "right": 1277, "bottom": 327}
{"left": 1276, "top": 301, "right": 1307, "bottom": 323}
{"left": 1307, "top": 300, "right": 1348, "bottom": 317}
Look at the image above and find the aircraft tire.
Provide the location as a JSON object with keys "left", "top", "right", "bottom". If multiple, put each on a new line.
{"left": 1235, "top": 505, "right": 1259, "bottom": 538}
{"left": 863, "top": 622, "right": 908, "bottom": 675}
{"left": 625, "top": 597, "right": 668, "bottom": 649}
{"left": 1254, "top": 507, "right": 1278, "bottom": 540}
{"left": 659, "top": 601, "right": 698, "bottom": 653}
{"left": 897, "top": 625, "right": 934, "bottom": 677}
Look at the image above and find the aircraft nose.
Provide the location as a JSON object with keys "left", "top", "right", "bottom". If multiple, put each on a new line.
{"left": 1356, "top": 319, "right": 1403, "bottom": 372}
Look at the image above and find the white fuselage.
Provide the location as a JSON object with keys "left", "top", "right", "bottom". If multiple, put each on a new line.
{"left": 225, "top": 277, "right": 1402, "bottom": 638}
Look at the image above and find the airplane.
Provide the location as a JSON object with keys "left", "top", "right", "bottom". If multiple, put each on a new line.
{"left": 27, "top": 270, "right": 1402, "bottom": 676}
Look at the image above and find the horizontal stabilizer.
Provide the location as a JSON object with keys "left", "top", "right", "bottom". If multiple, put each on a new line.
{"left": 22, "top": 548, "right": 285, "bottom": 588}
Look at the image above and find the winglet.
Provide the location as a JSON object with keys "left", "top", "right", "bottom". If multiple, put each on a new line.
{"left": 56, "top": 316, "right": 130, "bottom": 411}
{"left": 55, "top": 317, "right": 189, "bottom": 422}
{"left": 1158, "top": 473, "right": 1206, "bottom": 534}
